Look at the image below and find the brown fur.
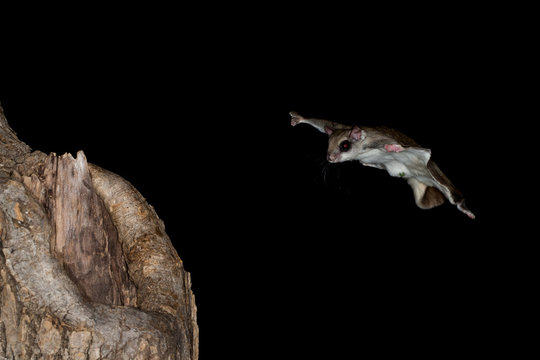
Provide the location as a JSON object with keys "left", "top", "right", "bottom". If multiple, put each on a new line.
{"left": 420, "top": 186, "right": 446, "bottom": 209}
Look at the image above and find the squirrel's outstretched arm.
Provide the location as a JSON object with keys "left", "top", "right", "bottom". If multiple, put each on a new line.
{"left": 289, "top": 111, "right": 349, "bottom": 134}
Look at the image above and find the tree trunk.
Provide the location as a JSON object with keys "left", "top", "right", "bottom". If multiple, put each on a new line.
{"left": 0, "top": 104, "right": 198, "bottom": 359}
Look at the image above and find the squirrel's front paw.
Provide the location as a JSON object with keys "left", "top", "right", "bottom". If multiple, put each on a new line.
{"left": 290, "top": 111, "right": 304, "bottom": 126}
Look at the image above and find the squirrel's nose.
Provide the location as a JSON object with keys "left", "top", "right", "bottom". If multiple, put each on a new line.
{"left": 327, "top": 153, "right": 338, "bottom": 162}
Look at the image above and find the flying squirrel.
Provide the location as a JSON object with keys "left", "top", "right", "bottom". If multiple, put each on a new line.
{"left": 290, "top": 111, "right": 475, "bottom": 219}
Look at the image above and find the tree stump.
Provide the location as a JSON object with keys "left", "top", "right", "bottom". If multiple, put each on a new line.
{"left": 0, "top": 103, "right": 198, "bottom": 359}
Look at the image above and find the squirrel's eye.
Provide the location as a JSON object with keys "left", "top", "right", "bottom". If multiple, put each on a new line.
{"left": 339, "top": 140, "right": 351, "bottom": 152}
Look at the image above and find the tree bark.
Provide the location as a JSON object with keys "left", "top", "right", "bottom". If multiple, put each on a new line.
{"left": 0, "top": 104, "right": 198, "bottom": 359}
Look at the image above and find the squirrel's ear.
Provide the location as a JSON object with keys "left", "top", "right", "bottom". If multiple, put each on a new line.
{"left": 350, "top": 126, "right": 364, "bottom": 141}
{"left": 324, "top": 126, "right": 334, "bottom": 135}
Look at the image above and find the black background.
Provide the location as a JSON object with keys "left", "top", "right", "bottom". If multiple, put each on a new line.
{"left": 0, "top": 4, "right": 527, "bottom": 358}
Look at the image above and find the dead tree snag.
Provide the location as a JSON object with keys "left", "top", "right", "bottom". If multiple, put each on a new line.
{"left": 0, "top": 103, "right": 198, "bottom": 359}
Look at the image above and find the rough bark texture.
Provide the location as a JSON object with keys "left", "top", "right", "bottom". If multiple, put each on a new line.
{"left": 0, "top": 103, "right": 198, "bottom": 359}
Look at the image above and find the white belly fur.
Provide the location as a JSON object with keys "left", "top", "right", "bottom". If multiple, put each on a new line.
{"left": 385, "top": 160, "right": 410, "bottom": 178}
{"left": 357, "top": 148, "right": 432, "bottom": 181}
{"left": 357, "top": 147, "right": 456, "bottom": 203}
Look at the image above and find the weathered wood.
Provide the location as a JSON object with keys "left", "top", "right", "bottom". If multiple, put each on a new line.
{"left": 0, "top": 103, "right": 198, "bottom": 359}
{"left": 89, "top": 164, "right": 198, "bottom": 351}
{"left": 21, "top": 152, "right": 138, "bottom": 307}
